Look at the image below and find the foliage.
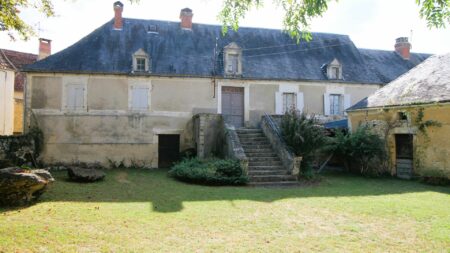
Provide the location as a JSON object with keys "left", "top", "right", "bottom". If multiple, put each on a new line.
{"left": 415, "top": 107, "right": 442, "bottom": 137}
{"left": 219, "top": 0, "right": 450, "bottom": 42}
{"left": 168, "top": 158, "right": 248, "bottom": 185}
{"left": 280, "top": 110, "right": 326, "bottom": 177}
{"left": 326, "top": 126, "right": 387, "bottom": 177}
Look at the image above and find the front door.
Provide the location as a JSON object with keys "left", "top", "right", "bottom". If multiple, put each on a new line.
{"left": 221, "top": 86, "right": 244, "bottom": 128}
{"left": 395, "top": 134, "right": 414, "bottom": 179}
{"left": 158, "top": 134, "right": 180, "bottom": 168}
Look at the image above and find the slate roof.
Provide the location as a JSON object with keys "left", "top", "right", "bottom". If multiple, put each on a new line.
{"left": 0, "top": 48, "right": 37, "bottom": 91}
{"left": 24, "top": 18, "right": 430, "bottom": 84}
{"left": 347, "top": 53, "right": 450, "bottom": 111}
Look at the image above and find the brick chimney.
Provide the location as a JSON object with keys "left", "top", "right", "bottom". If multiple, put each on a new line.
{"left": 113, "top": 1, "right": 124, "bottom": 30}
{"left": 180, "top": 8, "right": 193, "bottom": 30}
{"left": 395, "top": 37, "right": 411, "bottom": 60}
{"left": 38, "top": 38, "right": 51, "bottom": 60}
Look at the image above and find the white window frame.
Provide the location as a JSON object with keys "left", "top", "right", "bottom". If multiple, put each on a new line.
{"left": 224, "top": 42, "right": 242, "bottom": 76}
{"left": 282, "top": 92, "right": 297, "bottom": 114}
{"left": 63, "top": 83, "right": 87, "bottom": 112}
{"left": 323, "top": 92, "right": 351, "bottom": 116}
{"left": 128, "top": 82, "right": 152, "bottom": 111}
{"left": 327, "top": 58, "right": 343, "bottom": 80}
{"left": 275, "top": 84, "right": 304, "bottom": 115}
{"left": 329, "top": 94, "right": 342, "bottom": 115}
{"left": 132, "top": 49, "right": 151, "bottom": 73}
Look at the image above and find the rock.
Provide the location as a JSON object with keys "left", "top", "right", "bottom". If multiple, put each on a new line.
{"left": 67, "top": 167, "right": 105, "bottom": 182}
{"left": 0, "top": 167, "right": 54, "bottom": 206}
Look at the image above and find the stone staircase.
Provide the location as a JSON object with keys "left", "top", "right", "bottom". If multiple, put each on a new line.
{"left": 236, "top": 128, "right": 298, "bottom": 186}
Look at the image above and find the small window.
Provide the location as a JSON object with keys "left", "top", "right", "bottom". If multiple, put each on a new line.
{"left": 130, "top": 86, "right": 149, "bottom": 110}
{"left": 136, "top": 58, "right": 146, "bottom": 72}
{"left": 283, "top": 93, "right": 296, "bottom": 113}
{"left": 132, "top": 49, "right": 150, "bottom": 73}
{"left": 147, "top": 25, "right": 158, "bottom": 34}
{"left": 398, "top": 112, "right": 408, "bottom": 121}
{"left": 65, "top": 84, "right": 85, "bottom": 111}
{"left": 331, "top": 67, "right": 339, "bottom": 79}
{"left": 227, "top": 54, "right": 239, "bottom": 73}
{"left": 329, "top": 94, "right": 342, "bottom": 115}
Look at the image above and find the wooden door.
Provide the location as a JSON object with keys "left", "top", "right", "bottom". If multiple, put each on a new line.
{"left": 395, "top": 134, "right": 413, "bottom": 179}
{"left": 221, "top": 86, "right": 244, "bottom": 128}
{"left": 158, "top": 134, "right": 180, "bottom": 168}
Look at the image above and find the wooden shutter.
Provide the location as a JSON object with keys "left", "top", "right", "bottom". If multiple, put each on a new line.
{"left": 275, "top": 92, "right": 282, "bottom": 115}
{"left": 323, "top": 93, "right": 330, "bottom": 116}
{"left": 296, "top": 92, "right": 304, "bottom": 113}
{"left": 344, "top": 94, "right": 351, "bottom": 110}
{"left": 132, "top": 87, "right": 149, "bottom": 110}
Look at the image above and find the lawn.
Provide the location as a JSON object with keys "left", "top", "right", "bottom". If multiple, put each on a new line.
{"left": 1, "top": 169, "right": 449, "bottom": 252}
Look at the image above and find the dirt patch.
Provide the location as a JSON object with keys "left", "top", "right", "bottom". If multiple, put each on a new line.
{"left": 115, "top": 172, "right": 131, "bottom": 184}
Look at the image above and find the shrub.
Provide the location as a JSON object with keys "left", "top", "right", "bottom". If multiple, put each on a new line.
{"left": 168, "top": 158, "right": 248, "bottom": 185}
{"left": 326, "top": 126, "right": 387, "bottom": 177}
{"left": 280, "top": 110, "right": 326, "bottom": 178}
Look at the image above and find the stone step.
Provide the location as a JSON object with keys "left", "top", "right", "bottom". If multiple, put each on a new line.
{"left": 248, "top": 165, "right": 285, "bottom": 171}
{"left": 238, "top": 137, "right": 268, "bottom": 142}
{"left": 249, "top": 175, "right": 297, "bottom": 182}
{"left": 244, "top": 148, "right": 274, "bottom": 153}
{"left": 249, "top": 181, "right": 300, "bottom": 187}
{"left": 248, "top": 170, "right": 288, "bottom": 176}
{"left": 237, "top": 133, "right": 265, "bottom": 138}
{"left": 245, "top": 153, "right": 277, "bottom": 158}
{"left": 236, "top": 129, "right": 262, "bottom": 134}
{"left": 248, "top": 157, "right": 280, "bottom": 162}
{"left": 249, "top": 161, "right": 283, "bottom": 166}
{"left": 241, "top": 142, "right": 272, "bottom": 149}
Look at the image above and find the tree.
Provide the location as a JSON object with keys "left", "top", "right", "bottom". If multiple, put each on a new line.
{"left": 219, "top": 0, "right": 450, "bottom": 41}
{"left": 1, "top": 0, "right": 449, "bottom": 41}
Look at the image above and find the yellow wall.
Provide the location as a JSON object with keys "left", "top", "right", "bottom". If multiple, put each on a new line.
{"left": 13, "top": 90, "right": 24, "bottom": 134}
{"left": 348, "top": 104, "right": 450, "bottom": 178}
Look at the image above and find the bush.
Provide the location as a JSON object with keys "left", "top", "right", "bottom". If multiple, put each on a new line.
{"left": 280, "top": 110, "right": 326, "bottom": 178}
{"left": 168, "top": 158, "right": 248, "bottom": 185}
{"left": 326, "top": 126, "right": 387, "bottom": 177}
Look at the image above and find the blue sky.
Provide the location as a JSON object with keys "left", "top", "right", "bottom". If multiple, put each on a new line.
{"left": 0, "top": 0, "right": 449, "bottom": 55}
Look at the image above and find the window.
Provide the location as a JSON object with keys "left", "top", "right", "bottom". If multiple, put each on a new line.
{"left": 132, "top": 49, "right": 150, "bottom": 73}
{"left": 136, "top": 58, "right": 146, "bottom": 72}
{"left": 283, "top": 93, "right": 296, "bottom": 113}
{"left": 227, "top": 54, "right": 239, "bottom": 73}
{"left": 329, "top": 94, "right": 342, "bottom": 115}
{"left": 224, "top": 42, "right": 242, "bottom": 75}
{"left": 65, "top": 84, "right": 85, "bottom": 111}
{"left": 331, "top": 67, "right": 339, "bottom": 79}
{"left": 130, "top": 86, "right": 150, "bottom": 110}
{"left": 325, "top": 58, "right": 342, "bottom": 80}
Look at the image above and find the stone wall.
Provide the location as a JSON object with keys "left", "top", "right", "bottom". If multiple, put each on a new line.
{"left": 194, "top": 113, "right": 224, "bottom": 159}
{"left": 0, "top": 133, "right": 38, "bottom": 167}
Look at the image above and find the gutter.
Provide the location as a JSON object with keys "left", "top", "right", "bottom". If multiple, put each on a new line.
{"left": 347, "top": 100, "right": 450, "bottom": 112}
{"left": 20, "top": 69, "right": 385, "bottom": 85}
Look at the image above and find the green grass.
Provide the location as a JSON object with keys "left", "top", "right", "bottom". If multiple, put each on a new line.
{"left": 1, "top": 169, "right": 449, "bottom": 252}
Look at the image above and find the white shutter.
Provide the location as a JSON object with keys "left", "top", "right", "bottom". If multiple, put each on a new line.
{"left": 275, "top": 92, "right": 282, "bottom": 115}
{"left": 132, "top": 87, "right": 149, "bottom": 110}
{"left": 74, "top": 87, "right": 84, "bottom": 109}
{"left": 344, "top": 94, "right": 351, "bottom": 110}
{"left": 296, "top": 92, "right": 304, "bottom": 113}
{"left": 323, "top": 93, "right": 330, "bottom": 116}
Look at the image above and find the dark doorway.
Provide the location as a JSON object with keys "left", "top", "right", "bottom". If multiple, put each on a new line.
{"left": 158, "top": 134, "right": 180, "bottom": 168}
{"left": 221, "top": 86, "right": 244, "bottom": 128}
{"left": 395, "top": 134, "right": 414, "bottom": 179}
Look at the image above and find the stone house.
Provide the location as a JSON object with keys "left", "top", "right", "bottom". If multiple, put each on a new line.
{"left": 23, "top": 2, "right": 430, "bottom": 168}
{"left": 347, "top": 53, "right": 450, "bottom": 179}
{"left": 0, "top": 47, "right": 41, "bottom": 135}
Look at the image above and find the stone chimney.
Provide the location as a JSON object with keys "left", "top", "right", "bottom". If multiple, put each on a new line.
{"left": 38, "top": 38, "right": 51, "bottom": 60}
{"left": 395, "top": 37, "right": 411, "bottom": 60}
{"left": 113, "top": 1, "right": 124, "bottom": 30}
{"left": 180, "top": 8, "right": 193, "bottom": 30}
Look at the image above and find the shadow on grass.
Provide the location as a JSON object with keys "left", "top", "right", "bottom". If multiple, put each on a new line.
{"left": 1, "top": 169, "right": 449, "bottom": 213}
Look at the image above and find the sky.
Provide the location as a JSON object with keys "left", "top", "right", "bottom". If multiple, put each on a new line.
{"left": 0, "top": 0, "right": 449, "bottom": 55}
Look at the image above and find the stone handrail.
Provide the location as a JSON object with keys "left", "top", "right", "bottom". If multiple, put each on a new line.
{"left": 223, "top": 123, "right": 249, "bottom": 176}
{"left": 261, "top": 113, "right": 302, "bottom": 176}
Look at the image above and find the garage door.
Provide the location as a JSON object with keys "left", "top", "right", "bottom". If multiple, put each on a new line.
{"left": 221, "top": 86, "right": 244, "bottom": 128}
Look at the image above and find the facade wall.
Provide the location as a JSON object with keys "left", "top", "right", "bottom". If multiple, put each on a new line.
{"left": 26, "top": 73, "right": 380, "bottom": 166}
{"left": 348, "top": 104, "right": 450, "bottom": 178}
{"left": 0, "top": 70, "right": 15, "bottom": 135}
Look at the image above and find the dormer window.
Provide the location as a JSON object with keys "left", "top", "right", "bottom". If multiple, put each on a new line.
{"left": 224, "top": 42, "right": 242, "bottom": 76}
{"left": 132, "top": 49, "right": 150, "bottom": 73}
{"left": 324, "top": 58, "right": 342, "bottom": 80}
